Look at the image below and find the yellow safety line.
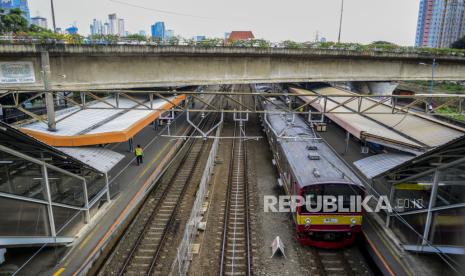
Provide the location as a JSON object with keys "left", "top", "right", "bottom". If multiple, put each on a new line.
{"left": 366, "top": 217, "right": 414, "bottom": 276}
{"left": 53, "top": 267, "right": 65, "bottom": 276}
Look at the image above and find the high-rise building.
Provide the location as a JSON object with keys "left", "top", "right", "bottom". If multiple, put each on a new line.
{"left": 151, "top": 22, "right": 165, "bottom": 40}
{"left": 118, "top": 18, "right": 125, "bottom": 37}
{"left": 194, "top": 35, "right": 206, "bottom": 42}
{"left": 415, "top": 0, "right": 465, "bottom": 48}
{"left": 90, "top": 19, "right": 103, "bottom": 35}
{"left": 104, "top": 22, "right": 110, "bottom": 35}
{"left": 31, "top": 16, "right": 47, "bottom": 29}
{"left": 0, "top": 0, "right": 31, "bottom": 23}
{"left": 165, "top": 29, "right": 174, "bottom": 39}
{"left": 92, "top": 14, "right": 125, "bottom": 36}
{"left": 109, "top": 13, "right": 117, "bottom": 35}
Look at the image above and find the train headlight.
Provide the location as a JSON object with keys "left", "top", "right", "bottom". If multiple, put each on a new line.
{"left": 305, "top": 218, "right": 311, "bottom": 226}
{"left": 350, "top": 218, "right": 357, "bottom": 227}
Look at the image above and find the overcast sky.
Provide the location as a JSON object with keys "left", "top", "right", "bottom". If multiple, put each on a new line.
{"left": 29, "top": 0, "right": 420, "bottom": 46}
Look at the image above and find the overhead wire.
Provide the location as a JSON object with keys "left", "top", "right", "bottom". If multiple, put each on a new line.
{"left": 108, "top": 0, "right": 215, "bottom": 19}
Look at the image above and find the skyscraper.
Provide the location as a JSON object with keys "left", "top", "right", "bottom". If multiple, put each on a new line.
{"left": 0, "top": 0, "right": 31, "bottom": 22}
{"left": 151, "top": 22, "right": 165, "bottom": 40}
{"left": 415, "top": 0, "right": 465, "bottom": 48}
{"left": 118, "top": 18, "right": 125, "bottom": 37}
{"left": 90, "top": 19, "right": 102, "bottom": 35}
{"left": 109, "top": 13, "right": 117, "bottom": 35}
{"left": 104, "top": 22, "right": 110, "bottom": 35}
{"left": 165, "top": 29, "right": 174, "bottom": 39}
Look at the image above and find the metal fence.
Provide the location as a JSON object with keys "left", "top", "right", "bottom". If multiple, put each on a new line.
{"left": 170, "top": 123, "right": 223, "bottom": 276}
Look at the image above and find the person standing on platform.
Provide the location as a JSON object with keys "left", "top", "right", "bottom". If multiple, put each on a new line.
{"left": 135, "top": 145, "right": 144, "bottom": 166}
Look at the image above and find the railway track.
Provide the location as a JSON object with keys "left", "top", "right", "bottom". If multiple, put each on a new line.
{"left": 219, "top": 120, "right": 253, "bottom": 276}
{"left": 311, "top": 247, "right": 372, "bottom": 276}
{"left": 99, "top": 98, "right": 219, "bottom": 276}
{"left": 118, "top": 140, "right": 207, "bottom": 275}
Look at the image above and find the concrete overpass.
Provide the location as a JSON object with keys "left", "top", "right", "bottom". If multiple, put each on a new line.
{"left": 0, "top": 44, "right": 465, "bottom": 90}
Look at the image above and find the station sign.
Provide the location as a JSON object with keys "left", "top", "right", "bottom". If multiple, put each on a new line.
{"left": 0, "top": 62, "right": 36, "bottom": 84}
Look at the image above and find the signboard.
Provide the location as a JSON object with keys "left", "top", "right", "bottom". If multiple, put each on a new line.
{"left": 0, "top": 62, "right": 36, "bottom": 84}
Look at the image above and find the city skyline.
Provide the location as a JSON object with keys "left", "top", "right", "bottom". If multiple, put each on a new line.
{"left": 29, "top": 0, "right": 420, "bottom": 45}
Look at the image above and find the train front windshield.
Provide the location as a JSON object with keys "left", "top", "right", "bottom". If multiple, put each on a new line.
{"left": 301, "top": 184, "right": 364, "bottom": 214}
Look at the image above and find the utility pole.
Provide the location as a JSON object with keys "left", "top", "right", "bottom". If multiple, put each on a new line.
{"left": 419, "top": 58, "right": 437, "bottom": 112}
{"left": 50, "top": 0, "right": 57, "bottom": 32}
{"left": 430, "top": 58, "right": 436, "bottom": 98}
{"left": 338, "top": 0, "right": 344, "bottom": 43}
{"left": 430, "top": 58, "right": 436, "bottom": 109}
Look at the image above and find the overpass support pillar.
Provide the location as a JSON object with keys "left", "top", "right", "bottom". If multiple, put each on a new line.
{"left": 41, "top": 51, "right": 56, "bottom": 131}
{"left": 350, "top": 81, "right": 399, "bottom": 96}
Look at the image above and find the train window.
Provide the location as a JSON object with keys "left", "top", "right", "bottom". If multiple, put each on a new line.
{"left": 301, "top": 184, "right": 363, "bottom": 213}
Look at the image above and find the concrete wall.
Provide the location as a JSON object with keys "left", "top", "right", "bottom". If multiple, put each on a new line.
{"left": 0, "top": 44, "right": 464, "bottom": 90}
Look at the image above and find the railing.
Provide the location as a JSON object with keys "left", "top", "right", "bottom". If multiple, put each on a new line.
{"left": 170, "top": 122, "right": 223, "bottom": 276}
{"left": 1, "top": 35, "right": 465, "bottom": 57}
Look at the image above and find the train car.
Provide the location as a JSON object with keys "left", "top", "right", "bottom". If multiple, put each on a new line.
{"left": 261, "top": 98, "right": 365, "bottom": 249}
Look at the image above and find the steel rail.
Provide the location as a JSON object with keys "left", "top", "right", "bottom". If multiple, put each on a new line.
{"left": 219, "top": 87, "right": 252, "bottom": 276}
{"left": 219, "top": 121, "right": 236, "bottom": 276}
{"left": 116, "top": 99, "right": 220, "bottom": 275}
{"left": 117, "top": 137, "right": 198, "bottom": 276}
{"left": 146, "top": 99, "right": 223, "bottom": 275}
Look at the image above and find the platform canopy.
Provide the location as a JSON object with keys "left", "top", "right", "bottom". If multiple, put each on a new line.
{"left": 353, "top": 153, "right": 415, "bottom": 179}
{"left": 290, "top": 86, "right": 465, "bottom": 154}
{"left": 57, "top": 147, "right": 125, "bottom": 173}
{"left": 19, "top": 95, "right": 185, "bottom": 147}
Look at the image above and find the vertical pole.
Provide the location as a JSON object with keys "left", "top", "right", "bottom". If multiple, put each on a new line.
{"left": 50, "top": 0, "right": 57, "bottom": 33}
{"left": 115, "top": 93, "right": 120, "bottom": 108}
{"left": 41, "top": 51, "right": 56, "bottom": 131}
{"left": 80, "top": 92, "right": 86, "bottom": 109}
{"left": 5, "top": 165, "right": 13, "bottom": 193}
{"left": 105, "top": 172, "right": 111, "bottom": 202}
{"left": 430, "top": 58, "right": 436, "bottom": 107}
{"left": 343, "top": 131, "right": 350, "bottom": 155}
{"left": 386, "top": 184, "right": 395, "bottom": 227}
{"left": 149, "top": 93, "right": 154, "bottom": 109}
{"left": 338, "top": 0, "right": 344, "bottom": 43}
{"left": 82, "top": 179, "right": 91, "bottom": 223}
{"left": 422, "top": 169, "right": 440, "bottom": 246}
{"left": 42, "top": 165, "right": 57, "bottom": 237}
{"left": 128, "top": 138, "right": 134, "bottom": 152}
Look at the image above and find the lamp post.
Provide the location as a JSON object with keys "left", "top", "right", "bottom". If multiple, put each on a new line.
{"left": 419, "top": 58, "right": 437, "bottom": 112}
{"left": 50, "top": 0, "right": 57, "bottom": 32}
{"left": 338, "top": 0, "right": 344, "bottom": 43}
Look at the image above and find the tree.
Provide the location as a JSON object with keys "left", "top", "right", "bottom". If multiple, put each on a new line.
{"left": 29, "top": 24, "right": 51, "bottom": 33}
{"left": 125, "top": 33, "right": 147, "bottom": 41}
{"left": 0, "top": 8, "right": 29, "bottom": 34}
{"left": 371, "top": 41, "right": 396, "bottom": 46}
{"left": 451, "top": 36, "right": 465, "bottom": 49}
{"left": 282, "top": 40, "right": 304, "bottom": 49}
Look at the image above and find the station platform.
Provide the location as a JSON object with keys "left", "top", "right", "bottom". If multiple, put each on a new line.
{"left": 318, "top": 122, "right": 461, "bottom": 276}
{"left": 11, "top": 110, "right": 198, "bottom": 276}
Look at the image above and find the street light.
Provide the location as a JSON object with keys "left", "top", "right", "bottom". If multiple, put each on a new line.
{"left": 419, "top": 58, "right": 437, "bottom": 112}
{"left": 338, "top": 0, "right": 344, "bottom": 43}
{"left": 50, "top": 0, "right": 57, "bottom": 32}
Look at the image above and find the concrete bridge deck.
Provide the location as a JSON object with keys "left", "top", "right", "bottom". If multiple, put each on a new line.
{"left": 0, "top": 44, "right": 464, "bottom": 90}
